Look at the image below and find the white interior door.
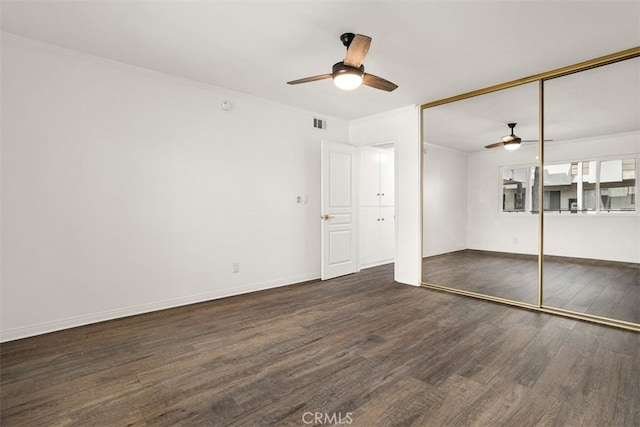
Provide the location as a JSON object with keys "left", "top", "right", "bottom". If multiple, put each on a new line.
{"left": 321, "top": 141, "right": 357, "bottom": 280}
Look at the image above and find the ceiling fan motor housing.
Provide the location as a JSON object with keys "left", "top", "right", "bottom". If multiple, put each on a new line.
{"left": 332, "top": 62, "right": 365, "bottom": 78}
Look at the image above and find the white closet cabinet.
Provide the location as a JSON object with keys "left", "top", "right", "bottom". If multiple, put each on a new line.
{"left": 359, "top": 147, "right": 395, "bottom": 206}
{"left": 358, "top": 146, "right": 395, "bottom": 268}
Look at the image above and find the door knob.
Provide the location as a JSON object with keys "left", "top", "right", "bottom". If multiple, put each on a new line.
{"left": 321, "top": 214, "right": 334, "bottom": 221}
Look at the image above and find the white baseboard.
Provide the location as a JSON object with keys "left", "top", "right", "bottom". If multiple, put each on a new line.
{"left": 0, "top": 272, "right": 320, "bottom": 342}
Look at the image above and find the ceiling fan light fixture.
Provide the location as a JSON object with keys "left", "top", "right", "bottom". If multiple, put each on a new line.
{"left": 333, "top": 73, "right": 363, "bottom": 90}
{"left": 504, "top": 141, "right": 521, "bottom": 151}
{"left": 332, "top": 62, "right": 364, "bottom": 90}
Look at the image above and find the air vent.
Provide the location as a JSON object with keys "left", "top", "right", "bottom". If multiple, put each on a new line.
{"left": 313, "top": 117, "right": 327, "bottom": 130}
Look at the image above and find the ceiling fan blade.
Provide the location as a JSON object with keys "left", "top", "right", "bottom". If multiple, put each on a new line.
{"left": 362, "top": 73, "right": 398, "bottom": 92}
{"left": 521, "top": 139, "right": 554, "bottom": 142}
{"left": 344, "top": 34, "right": 371, "bottom": 68}
{"left": 485, "top": 141, "right": 505, "bottom": 149}
{"left": 287, "top": 74, "right": 332, "bottom": 85}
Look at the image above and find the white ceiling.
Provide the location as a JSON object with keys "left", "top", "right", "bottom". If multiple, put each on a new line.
{"left": 2, "top": 1, "right": 638, "bottom": 124}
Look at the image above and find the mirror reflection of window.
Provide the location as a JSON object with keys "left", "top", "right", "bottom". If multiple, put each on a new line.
{"left": 600, "top": 158, "right": 636, "bottom": 211}
{"left": 501, "top": 167, "right": 528, "bottom": 212}
{"left": 526, "top": 158, "right": 636, "bottom": 213}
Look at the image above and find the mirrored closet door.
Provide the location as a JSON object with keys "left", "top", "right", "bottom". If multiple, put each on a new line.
{"left": 542, "top": 57, "right": 639, "bottom": 325}
{"left": 421, "top": 47, "right": 639, "bottom": 330}
{"left": 422, "top": 82, "right": 539, "bottom": 306}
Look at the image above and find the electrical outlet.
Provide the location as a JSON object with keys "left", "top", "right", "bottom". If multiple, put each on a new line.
{"left": 232, "top": 262, "right": 240, "bottom": 273}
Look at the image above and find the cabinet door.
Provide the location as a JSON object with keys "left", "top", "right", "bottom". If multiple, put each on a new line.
{"left": 379, "top": 149, "right": 395, "bottom": 206}
{"left": 378, "top": 206, "right": 395, "bottom": 262}
{"left": 359, "top": 206, "right": 380, "bottom": 266}
{"left": 359, "top": 147, "right": 381, "bottom": 206}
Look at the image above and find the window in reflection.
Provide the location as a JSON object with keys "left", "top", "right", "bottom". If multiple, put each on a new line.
{"left": 502, "top": 167, "right": 529, "bottom": 212}
{"left": 600, "top": 158, "right": 636, "bottom": 211}
{"left": 533, "top": 158, "right": 637, "bottom": 213}
{"left": 543, "top": 162, "right": 593, "bottom": 213}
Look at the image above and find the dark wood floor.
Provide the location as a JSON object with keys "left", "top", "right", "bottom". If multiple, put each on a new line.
{"left": 422, "top": 250, "right": 640, "bottom": 324}
{"left": 2, "top": 264, "right": 639, "bottom": 426}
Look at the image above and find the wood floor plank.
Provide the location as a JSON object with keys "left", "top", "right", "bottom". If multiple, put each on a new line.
{"left": 347, "top": 376, "right": 440, "bottom": 426}
{"left": 1, "top": 263, "right": 638, "bottom": 426}
{"left": 499, "top": 323, "right": 571, "bottom": 387}
{"left": 412, "top": 373, "right": 487, "bottom": 426}
{"left": 502, "top": 343, "right": 593, "bottom": 426}
{"left": 444, "top": 375, "right": 530, "bottom": 426}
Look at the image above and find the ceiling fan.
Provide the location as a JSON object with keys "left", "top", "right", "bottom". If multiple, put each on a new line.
{"left": 485, "top": 123, "right": 550, "bottom": 150}
{"left": 287, "top": 33, "right": 398, "bottom": 92}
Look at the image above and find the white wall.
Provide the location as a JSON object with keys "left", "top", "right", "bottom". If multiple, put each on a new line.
{"left": 544, "top": 133, "right": 639, "bottom": 262}
{"left": 466, "top": 145, "right": 540, "bottom": 255}
{"left": 466, "top": 132, "right": 640, "bottom": 263}
{"left": 349, "top": 106, "right": 422, "bottom": 286}
{"left": 422, "top": 144, "right": 467, "bottom": 256}
{"left": 1, "top": 37, "right": 349, "bottom": 341}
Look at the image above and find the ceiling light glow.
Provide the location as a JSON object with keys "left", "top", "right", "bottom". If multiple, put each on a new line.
{"left": 333, "top": 73, "right": 363, "bottom": 90}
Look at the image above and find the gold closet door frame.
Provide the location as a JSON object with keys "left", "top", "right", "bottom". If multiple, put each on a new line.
{"left": 420, "top": 46, "right": 640, "bottom": 332}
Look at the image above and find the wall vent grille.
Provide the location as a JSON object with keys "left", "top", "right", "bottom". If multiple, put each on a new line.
{"left": 313, "top": 118, "right": 327, "bottom": 130}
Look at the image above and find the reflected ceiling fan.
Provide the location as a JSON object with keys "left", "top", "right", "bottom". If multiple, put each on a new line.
{"left": 485, "top": 123, "right": 551, "bottom": 151}
{"left": 287, "top": 33, "right": 398, "bottom": 92}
